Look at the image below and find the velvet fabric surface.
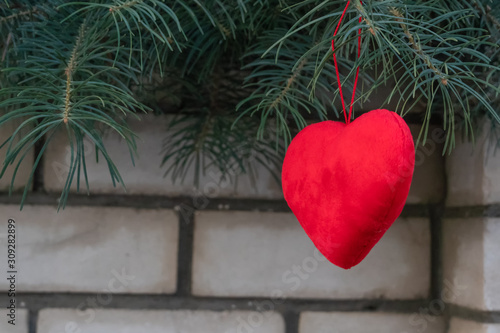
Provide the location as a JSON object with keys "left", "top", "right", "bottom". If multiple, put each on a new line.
{"left": 282, "top": 109, "right": 415, "bottom": 269}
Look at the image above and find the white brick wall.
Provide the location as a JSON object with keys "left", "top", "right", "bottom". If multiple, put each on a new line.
{"left": 442, "top": 120, "right": 500, "bottom": 326}
{"left": 448, "top": 318, "right": 500, "bottom": 333}
{"left": 0, "top": 122, "right": 34, "bottom": 192}
{"left": 43, "top": 115, "right": 283, "bottom": 199}
{"left": 37, "top": 309, "right": 285, "bottom": 333}
{"left": 446, "top": 122, "right": 500, "bottom": 206}
{"left": 3, "top": 114, "right": 500, "bottom": 331}
{"left": 0, "top": 309, "right": 28, "bottom": 333}
{"left": 408, "top": 125, "right": 445, "bottom": 204}
{"left": 0, "top": 205, "right": 178, "bottom": 293}
{"left": 443, "top": 218, "right": 500, "bottom": 311}
{"left": 40, "top": 115, "right": 445, "bottom": 204}
{"left": 192, "top": 211, "right": 430, "bottom": 299}
{"left": 299, "top": 312, "right": 445, "bottom": 333}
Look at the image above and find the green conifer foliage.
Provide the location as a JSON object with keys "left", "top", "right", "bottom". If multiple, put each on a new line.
{"left": 0, "top": 0, "right": 499, "bottom": 208}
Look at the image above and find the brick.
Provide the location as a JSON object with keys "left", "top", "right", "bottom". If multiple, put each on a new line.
{"left": 299, "top": 312, "right": 445, "bottom": 333}
{"left": 407, "top": 125, "right": 445, "bottom": 204}
{"left": 37, "top": 309, "right": 285, "bottom": 333}
{"left": 0, "top": 205, "right": 178, "bottom": 293}
{"left": 0, "top": 121, "right": 34, "bottom": 192}
{"left": 448, "top": 317, "right": 500, "bottom": 333}
{"left": 192, "top": 211, "right": 430, "bottom": 299}
{"left": 443, "top": 218, "right": 500, "bottom": 310}
{"left": 42, "top": 115, "right": 444, "bottom": 203}
{"left": 446, "top": 121, "right": 500, "bottom": 205}
{"left": 43, "top": 114, "right": 282, "bottom": 198}
{"left": 0, "top": 309, "right": 29, "bottom": 333}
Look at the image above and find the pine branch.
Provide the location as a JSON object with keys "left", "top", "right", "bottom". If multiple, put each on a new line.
{"left": 0, "top": 0, "right": 499, "bottom": 209}
{"left": 474, "top": 2, "right": 500, "bottom": 31}
{"left": 63, "top": 23, "right": 86, "bottom": 124}
{"left": 253, "top": 0, "right": 500, "bottom": 151}
{"left": 269, "top": 58, "right": 307, "bottom": 111}
{"left": 390, "top": 7, "right": 448, "bottom": 86}
{"left": 0, "top": 7, "right": 37, "bottom": 24}
{"left": 1, "top": 32, "right": 12, "bottom": 61}
{"left": 0, "top": 5, "right": 148, "bottom": 209}
{"left": 109, "top": 0, "right": 142, "bottom": 12}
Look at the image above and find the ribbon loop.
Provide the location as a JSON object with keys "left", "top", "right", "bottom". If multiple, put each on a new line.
{"left": 332, "top": 1, "right": 362, "bottom": 124}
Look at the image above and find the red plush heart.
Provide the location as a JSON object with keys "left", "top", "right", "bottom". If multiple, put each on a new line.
{"left": 282, "top": 109, "right": 415, "bottom": 269}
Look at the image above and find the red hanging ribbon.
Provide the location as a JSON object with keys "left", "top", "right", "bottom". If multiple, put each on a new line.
{"left": 332, "top": 1, "right": 362, "bottom": 124}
